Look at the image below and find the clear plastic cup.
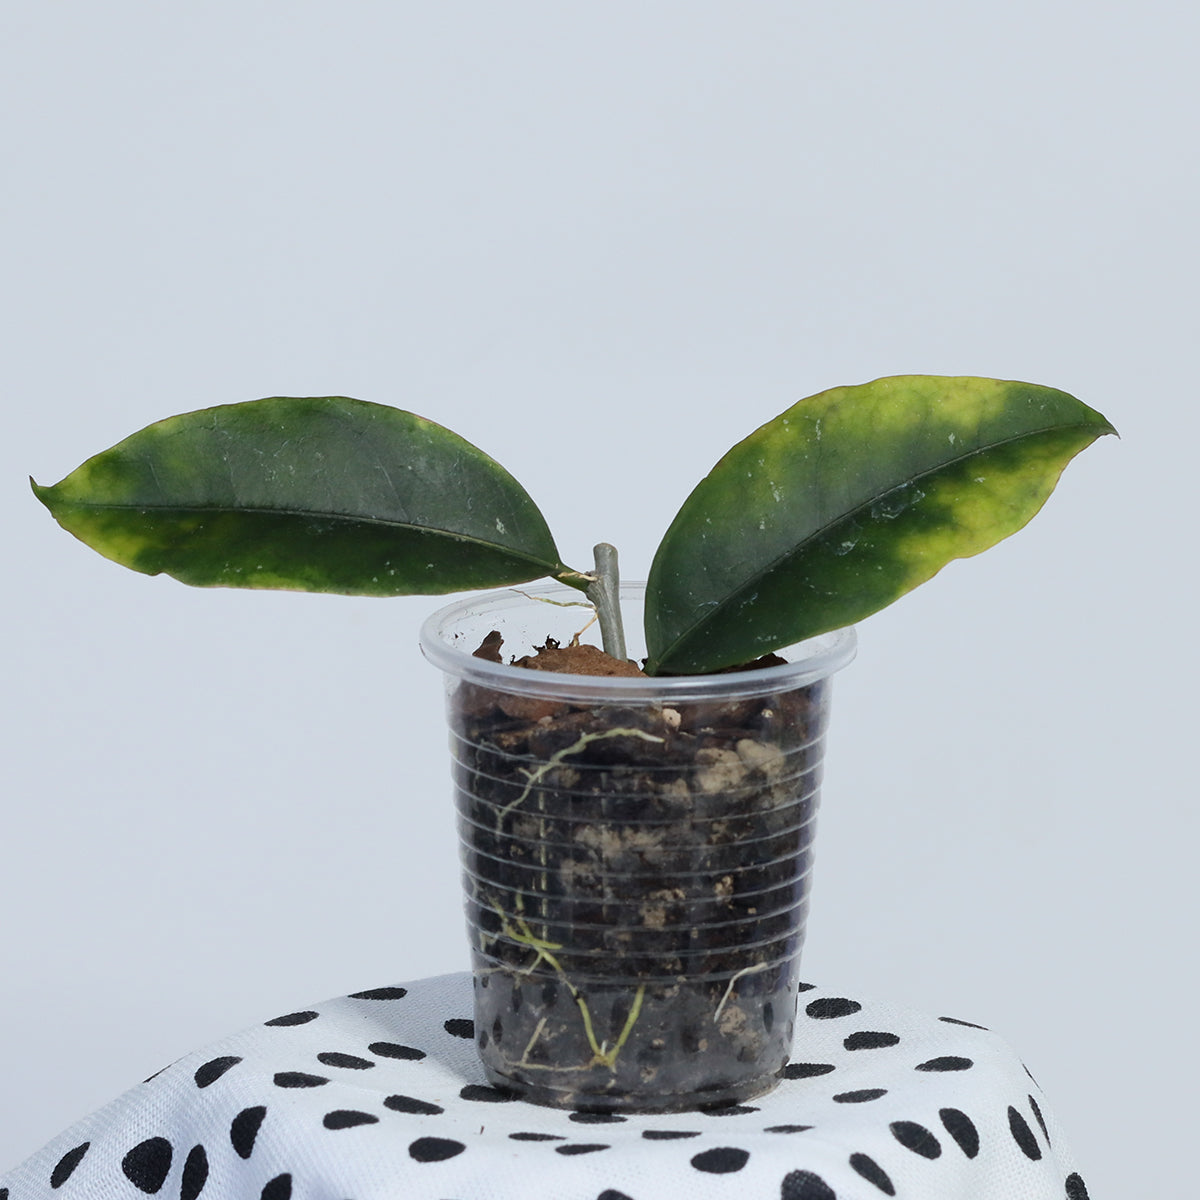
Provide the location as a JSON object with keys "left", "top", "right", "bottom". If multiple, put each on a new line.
{"left": 421, "top": 583, "right": 855, "bottom": 1112}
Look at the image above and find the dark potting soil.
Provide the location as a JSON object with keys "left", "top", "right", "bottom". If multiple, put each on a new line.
{"left": 451, "top": 636, "right": 830, "bottom": 1111}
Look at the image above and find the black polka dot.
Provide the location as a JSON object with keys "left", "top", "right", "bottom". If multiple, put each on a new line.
{"left": 938, "top": 1015, "right": 988, "bottom": 1030}
{"left": 834, "top": 1088, "right": 888, "bottom": 1103}
{"left": 1029, "top": 1094, "right": 1051, "bottom": 1143}
{"left": 781, "top": 1169, "right": 836, "bottom": 1200}
{"left": 443, "top": 1017, "right": 474, "bottom": 1038}
{"left": 1008, "top": 1105, "right": 1042, "bottom": 1160}
{"left": 916, "top": 1056, "right": 973, "bottom": 1072}
{"left": 844, "top": 1031, "right": 900, "bottom": 1051}
{"left": 409, "top": 1137, "right": 465, "bottom": 1162}
{"left": 642, "top": 1130, "right": 701, "bottom": 1139}
{"left": 890, "top": 1120, "right": 942, "bottom": 1158}
{"left": 849, "top": 1152, "right": 896, "bottom": 1195}
{"left": 122, "top": 1137, "right": 173, "bottom": 1193}
{"left": 194, "top": 1056, "right": 242, "bottom": 1088}
{"left": 765, "top": 1125, "right": 812, "bottom": 1133}
{"left": 349, "top": 986, "right": 408, "bottom": 1000}
{"left": 274, "top": 1071, "right": 329, "bottom": 1088}
{"left": 1, "top": 1187, "right": 8, "bottom": 1200}
{"left": 509, "top": 1132, "right": 565, "bottom": 1142}
{"left": 570, "top": 1111, "right": 627, "bottom": 1123}
{"left": 797, "top": 981, "right": 816, "bottom": 991}
{"left": 50, "top": 1142, "right": 90, "bottom": 1188}
{"left": 181, "top": 1146, "right": 208, "bottom": 1200}
{"left": 230, "top": 1106, "right": 267, "bottom": 1159}
{"left": 264, "top": 1011, "right": 319, "bottom": 1026}
{"left": 781, "top": 1062, "right": 836, "bottom": 1078}
{"left": 1065, "top": 1172, "right": 1091, "bottom": 1199}
{"left": 460, "top": 1084, "right": 516, "bottom": 1103}
{"left": 691, "top": 1147, "right": 749, "bottom": 1174}
{"left": 556, "top": 1144, "right": 610, "bottom": 1156}
{"left": 260, "top": 1174, "right": 291, "bottom": 1200}
{"left": 369, "top": 1041, "right": 426, "bottom": 1061}
{"left": 805, "top": 997, "right": 862, "bottom": 1019}
{"left": 939, "top": 1108, "right": 980, "bottom": 1158}
{"left": 317, "top": 1052, "right": 375, "bottom": 1070}
{"left": 384, "top": 1094, "right": 445, "bottom": 1116}
{"left": 598, "top": 1192, "right": 635, "bottom": 1200}
{"left": 324, "top": 1111, "right": 380, "bottom": 1130}
{"left": 701, "top": 1103, "right": 759, "bottom": 1116}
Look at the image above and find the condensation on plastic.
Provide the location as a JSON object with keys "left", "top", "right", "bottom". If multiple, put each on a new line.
{"left": 421, "top": 583, "right": 855, "bottom": 1111}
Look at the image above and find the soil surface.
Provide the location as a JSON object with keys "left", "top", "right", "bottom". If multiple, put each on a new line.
{"left": 452, "top": 634, "right": 829, "bottom": 1111}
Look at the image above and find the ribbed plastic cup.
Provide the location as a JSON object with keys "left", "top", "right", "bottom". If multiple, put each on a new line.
{"left": 421, "top": 583, "right": 855, "bottom": 1112}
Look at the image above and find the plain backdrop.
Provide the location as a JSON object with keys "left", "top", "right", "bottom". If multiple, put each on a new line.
{"left": 2, "top": 3, "right": 1195, "bottom": 1194}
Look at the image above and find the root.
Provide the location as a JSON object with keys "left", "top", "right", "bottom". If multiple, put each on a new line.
{"left": 518, "top": 1015, "right": 549, "bottom": 1066}
{"left": 712, "top": 962, "right": 769, "bottom": 1024}
{"left": 490, "top": 903, "right": 647, "bottom": 1071}
{"left": 512, "top": 588, "right": 596, "bottom": 610}
{"left": 498, "top": 726, "right": 664, "bottom": 826}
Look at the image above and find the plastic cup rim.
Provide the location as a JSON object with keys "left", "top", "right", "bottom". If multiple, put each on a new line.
{"left": 419, "top": 581, "right": 857, "bottom": 700}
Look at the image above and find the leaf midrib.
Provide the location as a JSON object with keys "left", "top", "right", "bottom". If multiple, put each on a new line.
{"left": 50, "top": 497, "right": 567, "bottom": 572}
{"left": 651, "top": 419, "right": 1100, "bottom": 667}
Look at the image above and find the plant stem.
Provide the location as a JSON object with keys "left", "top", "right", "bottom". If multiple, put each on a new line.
{"left": 585, "top": 542, "right": 627, "bottom": 661}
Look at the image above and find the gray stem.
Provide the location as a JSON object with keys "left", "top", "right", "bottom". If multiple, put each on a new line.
{"left": 585, "top": 542, "right": 627, "bottom": 662}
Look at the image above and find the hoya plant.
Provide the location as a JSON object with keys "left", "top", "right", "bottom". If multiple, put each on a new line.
{"left": 33, "top": 375, "right": 1114, "bottom": 673}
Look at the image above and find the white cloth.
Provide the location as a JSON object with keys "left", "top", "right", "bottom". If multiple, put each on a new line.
{"left": 0, "top": 973, "right": 1090, "bottom": 1200}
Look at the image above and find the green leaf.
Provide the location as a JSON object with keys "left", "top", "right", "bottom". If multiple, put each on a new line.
{"left": 644, "top": 376, "right": 1116, "bottom": 674}
{"left": 33, "top": 396, "right": 569, "bottom": 596}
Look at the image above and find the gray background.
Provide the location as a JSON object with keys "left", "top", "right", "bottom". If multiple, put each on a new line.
{"left": 2, "top": 3, "right": 1195, "bottom": 1193}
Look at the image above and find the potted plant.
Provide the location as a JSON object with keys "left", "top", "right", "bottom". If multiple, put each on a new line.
{"left": 33, "top": 374, "right": 1114, "bottom": 1112}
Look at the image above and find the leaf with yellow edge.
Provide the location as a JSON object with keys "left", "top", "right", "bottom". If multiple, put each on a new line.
{"left": 33, "top": 396, "right": 570, "bottom": 596}
{"left": 644, "top": 376, "right": 1115, "bottom": 674}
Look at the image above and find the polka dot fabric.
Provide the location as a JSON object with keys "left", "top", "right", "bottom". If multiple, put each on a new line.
{"left": 0, "top": 974, "right": 1090, "bottom": 1200}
